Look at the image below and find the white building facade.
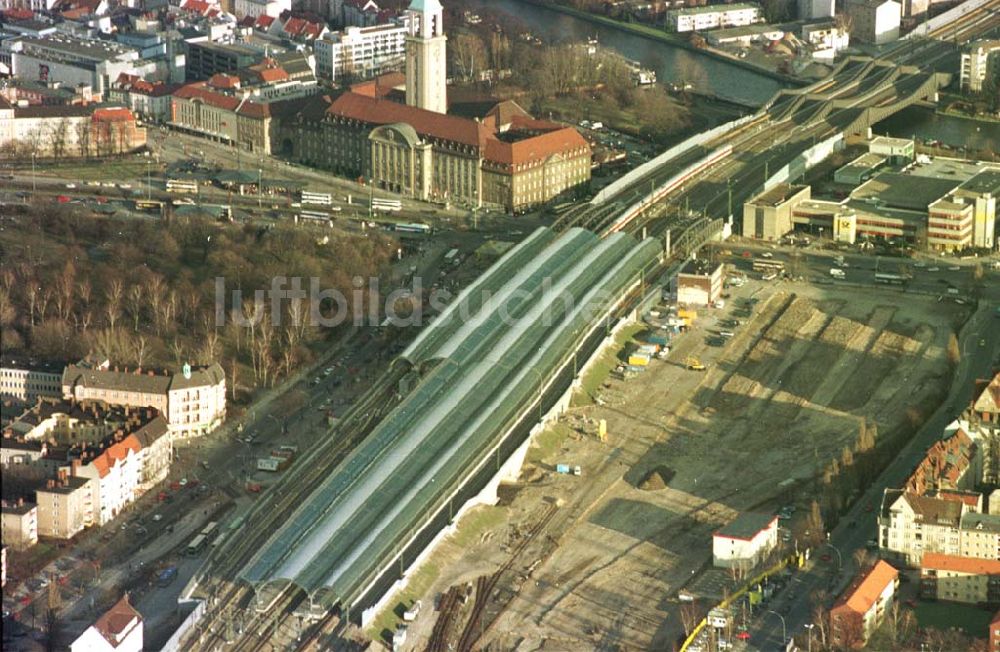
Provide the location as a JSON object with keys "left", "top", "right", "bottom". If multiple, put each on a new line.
{"left": 712, "top": 512, "right": 778, "bottom": 569}
{"left": 960, "top": 40, "right": 1000, "bottom": 93}
{"left": 667, "top": 3, "right": 762, "bottom": 33}
{"left": 315, "top": 21, "right": 408, "bottom": 82}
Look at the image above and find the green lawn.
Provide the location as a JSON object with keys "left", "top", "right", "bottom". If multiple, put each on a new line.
{"left": 913, "top": 601, "right": 995, "bottom": 636}
{"left": 572, "top": 323, "right": 644, "bottom": 407}
{"left": 527, "top": 422, "right": 573, "bottom": 464}
{"left": 364, "top": 560, "right": 440, "bottom": 644}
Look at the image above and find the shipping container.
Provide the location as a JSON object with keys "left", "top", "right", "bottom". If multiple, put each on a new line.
{"left": 628, "top": 354, "right": 651, "bottom": 367}
{"left": 648, "top": 334, "right": 669, "bottom": 346}
{"left": 678, "top": 309, "right": 698, "bottom": 320}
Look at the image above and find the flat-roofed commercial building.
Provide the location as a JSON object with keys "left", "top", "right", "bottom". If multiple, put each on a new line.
{"left": 712, "top": 512, "right": 778, "bottom": 570}
{"left": 834, "top": 152, "right": 887, "bottom": 186}
{"left": 314, "top": 21, "right": 407, "bottom": 82}
{"left": 953, "top": 170, "right": 1000, "bottom": 250}
{"left": 673, "top": 259, "right": 724, "bottom": 307}
{"left": 742, "top": 184, "right": 811, "bottom": 240}
{"left": 869, "top": 136, "right": 914, "bottom": 164}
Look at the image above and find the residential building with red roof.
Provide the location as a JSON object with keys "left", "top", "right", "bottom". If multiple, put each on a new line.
{"left": 108, "top": 73, "right": 179, "bottom": 123}
{"left": 920, "top": 552, "right": 1000, "bottom": 604}
{"left": 70, "top": 594, "right": 143, "bottom": 652}
{"left": 974, "top": 372, "right": 1000, "bottom": 425}
{"left": 74, "top": 433, "right": 142, "bottom": 525}
{"left": 830, "top": 560, "right": 898, "bottom": 648}
{"left": 904, "top": 427, "right": 977, "bottom": 495}
{"left": 234, "top": 0, "right": 290, "bottom": 19}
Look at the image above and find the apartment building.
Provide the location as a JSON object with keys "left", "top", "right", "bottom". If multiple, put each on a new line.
{"left": 712, "top": 512, "right": 779, "bottom": 570}
{"left": 830, "top": 560, "right": 898, "bottom": 648}
{"left": 960, "top": 512, "right": 1000, "bottom": 561}
{"left": 107, "top": 74, "right": 178, "bottom": 123}
{"left": 35, "top": 474, "right": 94, "bottom": 539}
{"left": 879, "top": 490, "right": 966, "bottom": 566}
{"left": 314, "top": 21, "right": 407, "bottom": 82}
{"left": 666, "top": 3, "right": 762, "bottom": 33}
{"left": 62, "top": 362, "right": 226, "bottom": 439}
{"left": 847, "top": 0, "right": 901, "bottom": 45}
{"left": 73, "top": 434, "right": 141, "bottom": 526}
{"left": 0, "top": 357, "right": 63, "bottom": 404}
{"left": 961, "top": 40, "right": 1000, "bottom": 93}
{"left": 920, "top": 553, "right": 1000, "bottom": 605}
{"left": 1, "top": 499, "right": 38, "bottom": 550}
{"left": 904, "top": 428, "right": 977, "bottom": 495}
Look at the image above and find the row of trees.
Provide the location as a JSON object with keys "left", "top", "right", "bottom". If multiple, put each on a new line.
{"left": 0, "top": 118, "right": 136, "bottom": 160}
{"left": 0, "top": 203, "right": 396, "bottom": 402}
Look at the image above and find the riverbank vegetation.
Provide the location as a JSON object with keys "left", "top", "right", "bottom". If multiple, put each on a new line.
{"left": 444, "top": 2, "right": 694, "bottom": 142}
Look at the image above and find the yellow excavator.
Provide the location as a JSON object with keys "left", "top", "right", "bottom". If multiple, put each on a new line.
{"left": 685, "top": 357, "right": 706, "bottom": 371}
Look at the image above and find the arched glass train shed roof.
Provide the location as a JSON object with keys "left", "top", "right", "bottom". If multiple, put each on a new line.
{"left": 238, "top": 226, "right": 660, "bottom": 611}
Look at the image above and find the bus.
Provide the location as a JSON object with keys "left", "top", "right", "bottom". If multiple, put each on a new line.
{"left": 166, "top": 179, "right": 198, "bottom": 194}
{"left": 301, "top": 191, "right": 332, "bottom": 206}
{"left": 186, "top": 534, "right": 208, "bottom": 556}
{"left": 752, "top": 258, "right": 785, "bottom": 274}
{"left": 211, "top": 532, "right": 226, "bottom": 548}
{"left": 200, "top": 521, "right": 218, "bottom": 539}
{"left": 135, "top": 199, "right": 163, "bottom": 213}
{"left": 874, "top": 272, "right": 907, "bottom": 285}
{"left": 297, "top": 209, "right": 332, "bottom": 225}
{"left": 371, "top": 197, "right": 402, "bottom": 212}
{"left": 443, "top": 248, "right": 459, "bottom": 265}
{"left": 395, "top": 222, "right": 432, "bottom": 235}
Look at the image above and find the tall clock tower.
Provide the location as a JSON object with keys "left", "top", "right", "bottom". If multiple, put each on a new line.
{"left": 405, "top": 0, "right": 447, "bottom": 114}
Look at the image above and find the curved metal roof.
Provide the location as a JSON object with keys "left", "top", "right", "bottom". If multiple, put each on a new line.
{"left": 238, "top": 227, "right": 660, "bottom": 608}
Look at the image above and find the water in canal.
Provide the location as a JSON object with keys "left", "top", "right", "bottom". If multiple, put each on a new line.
{"left": 462, "top": 0, "right": 784, "bottom": 106}
{"left": 874, "top": 105, "right": 1000, "bottom": 152}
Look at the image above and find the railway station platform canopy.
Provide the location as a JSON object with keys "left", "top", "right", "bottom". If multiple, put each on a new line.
{"left": 238, "top": 226, "right": 660, "bottom": 613}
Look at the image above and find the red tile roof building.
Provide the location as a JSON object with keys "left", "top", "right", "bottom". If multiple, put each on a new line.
{"left": 904, "top": 428, "right": 977, "bottom": 495}
{"left": 278, "top": 93, "right": 591, "bottom": 212}
{"left": 70, "top": 594, "right": 143, "bottom": 652}
{"left": 920, "top": 553, "right": 1000, "bottom": 604}
{"left": 830, "top": 560, "right": 898, "bottom": 648}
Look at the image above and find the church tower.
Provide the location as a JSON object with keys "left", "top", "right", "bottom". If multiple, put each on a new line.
{"left": 405, "top": 0, "right": 447, "bottom": 114}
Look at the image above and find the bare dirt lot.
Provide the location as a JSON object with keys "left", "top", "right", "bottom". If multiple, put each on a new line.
{"left": 393, "top": 278, "right": 967, "bottom": 652}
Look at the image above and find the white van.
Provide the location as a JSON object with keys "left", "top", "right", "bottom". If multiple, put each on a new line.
{"left": 830, "top": 268, "right": 846, "bottom": 279}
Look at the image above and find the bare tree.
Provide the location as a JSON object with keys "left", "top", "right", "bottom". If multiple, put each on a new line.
{"left": 127, "top": 283, "right": 145, "bottom": 331}
{"left": 946, "top": 332, "right": 961, "bottom": 365}
{"left": 680, "top": 600, "right": 701, "bottom": 637}
{"left": 105, "top": 279, "right": 123, "bottom": 330}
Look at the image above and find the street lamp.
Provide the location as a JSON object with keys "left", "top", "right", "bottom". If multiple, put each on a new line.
{"left": 31, "top": 152, "right": 36, "bottom": 193}
{"left": 824, "top": 541, "right": 843, "bottom": 575}
{"left": 766, "top": 610, "right": 787, "bottom": 647}
{"left": 258, "top": 168, "right": 263, "bottom": 209}
{"left": 805, "top": 623, "right": 815, "bottom": 652}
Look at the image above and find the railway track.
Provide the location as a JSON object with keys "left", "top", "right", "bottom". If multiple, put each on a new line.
{"left": 425, "top": 586, "right": 463, "bottom": 652}
{"left": 453, "top": 504, "right": 560, "bottom": 652}
{"left": 186, "top": 364, "right": 409, "bottom": 651}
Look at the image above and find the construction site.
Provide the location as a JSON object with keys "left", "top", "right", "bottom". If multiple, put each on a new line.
{"left": 397, "top": 272, "right": 969, "bottom": 651}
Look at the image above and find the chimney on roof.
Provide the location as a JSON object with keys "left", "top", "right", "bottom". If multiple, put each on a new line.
{"left": 71, "top": 459, "right": 80, "bottom": 476}
{"left": 47, "top": 480, "right": 55, "bottom": 489}
{"left": 17, "top": 497, "right": 23, "bottom": 506}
